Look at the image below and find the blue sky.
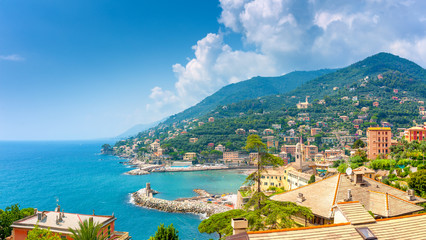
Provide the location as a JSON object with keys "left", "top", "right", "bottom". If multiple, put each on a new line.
{"left": 1, "top": 0, "right": 426, "bottom": 140}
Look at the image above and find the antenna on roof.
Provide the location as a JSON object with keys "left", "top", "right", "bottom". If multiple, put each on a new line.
{"left": 346, "top": 167, "right": 353, "bottom": 176}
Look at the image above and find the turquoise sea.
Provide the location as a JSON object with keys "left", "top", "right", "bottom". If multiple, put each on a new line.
{"left": 0, "top": 141, "right": 246, "bottom": 239}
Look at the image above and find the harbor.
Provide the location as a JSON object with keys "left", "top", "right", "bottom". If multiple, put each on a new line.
{"left": 131, "top": 183, "right": 236, "bottom": 217}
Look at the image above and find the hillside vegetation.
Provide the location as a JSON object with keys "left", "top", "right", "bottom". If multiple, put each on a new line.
{"left": 113, "top": 53, "right": 426, "bottom": 159}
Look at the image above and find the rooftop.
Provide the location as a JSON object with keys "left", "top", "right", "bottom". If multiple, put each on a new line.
{"left": 11, "top": 210, "right": 115, "bottom": 234}
{"left": 270, "top": 173, "right": 425, "bottom": 218}
{"left": 334, "top": 201, "right": 376, "bottom": 225}
{"left": 240, "top": 213, "right": 426, "bottom": 240}
{"left": 367, "top": 127, "right": 391, "bottom": 131}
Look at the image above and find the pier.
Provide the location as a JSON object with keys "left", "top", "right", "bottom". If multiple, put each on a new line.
{"left": 131, "top": 185, "right": 232, "bottom": 217}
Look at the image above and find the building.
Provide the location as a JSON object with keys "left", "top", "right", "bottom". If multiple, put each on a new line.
{"left": 281, "top": 144, "right": 317, "bottom": 160}
{"left": 189, "top": 137, "right": 198, "bottom": 143}
{"left": 270, "top": 173, "right": 426, "bottom": 227}
{"left": 311, "top": 128, "right": 321, "bottom": 136}
{"left": 271, "top": 124, "right": 281, "bottom": 129}
{"left": 263, "top": 129, "right": 274, "bottom": 135}
{"left": 321, "top": 137, "right": 338, "bottom": 144}
{"left": 235, "top": 128, "right": 246, "bottom": 135}
{"left": 258, "top": 167, "right": 286, "bottom": 191}
{"left": 287, "top": 120, "right": 296, "bottom": 126}
{"left": 373, "top": 101, "right": 379, "bottom": 107}
{"left": 266, "top": 138, "right": 279, "bottom": 149}
{"left": 287, "top": 170, "right": 318, "bottom": 190}
{"left": 227, "top": 208, "right": 426, "bottom": 240}
{"left": 223, "top": 151, "right": 241, "bottom": 163}
{"left": 296, "top": 96, "right": 311, "bottom": 109}
{"left": 208, "top": 117, "right": 215, "bottom": 122}
{"left": 10, "top": 207, "right": 129, "bottom": 240}
{"left": 339, "top": 116, "right": 349, "bottom": 122}
{"left": 150, "top": 141, "right": 160, "bottom": 152}
{"left": 324, "top": 149, "right": 344, "bottom": 158}
{"left": 367, "top": 127, "right": 392, "bottom": 159}
{"left": 404, "top": 125, "right": 426, "bottom": 142}
{"left": 353, "top": 119, "right": 364, "bottom": 124}
{"left": 183, "top": 152, "right": 197, "bottom": 161}
{"left": 215, "top": 144, "right": 225, "bottom": 152}
{"left": 249, "top": 152, "right": 259, "bottom": 165}
{"left": 353, "top": 166, "right": 375, "bottom": 179}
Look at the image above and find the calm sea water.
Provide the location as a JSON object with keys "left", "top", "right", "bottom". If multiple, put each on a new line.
{"left": 0, "top": 141, "right": 246, "bottom": 240}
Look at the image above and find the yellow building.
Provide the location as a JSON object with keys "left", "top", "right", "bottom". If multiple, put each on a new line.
{"left": 183, "top": 152, "right": 197, "bottom": 161}
{"left": 258, "top": 167, "right": 286, "bottom": 191}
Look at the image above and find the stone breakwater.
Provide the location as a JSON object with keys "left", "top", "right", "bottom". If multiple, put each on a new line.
{"left": 132, "top": 191, "right": 231, "bottom": 217}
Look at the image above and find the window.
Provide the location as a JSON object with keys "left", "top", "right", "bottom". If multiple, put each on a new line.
{"left": 355, "top": 227, "right": 377, "bottom": 240}
{"left": 108, "top": 225, "right": 111, "bottom": 238}
{"left": 264, "top": 182, "right": 267, "bottom": 185}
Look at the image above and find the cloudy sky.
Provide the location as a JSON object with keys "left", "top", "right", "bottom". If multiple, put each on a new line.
{"left": 1, "top": 0, "right": 425, "bottom": 140}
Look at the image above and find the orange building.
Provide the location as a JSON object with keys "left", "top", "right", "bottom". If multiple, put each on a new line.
{"left": 367, "top": 127, "right": 392, "bottom": 159}
{"left": 405, "top": 125, "right": 426, "bottom": 142}
{"left": 10, "top": 207, "right": 129, "bottom": 240}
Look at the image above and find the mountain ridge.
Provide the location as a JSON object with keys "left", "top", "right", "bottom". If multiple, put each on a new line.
{"left": 163, "top": 69, "right": 335, "bottom": 125}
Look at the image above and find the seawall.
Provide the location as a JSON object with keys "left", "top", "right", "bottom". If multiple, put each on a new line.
{"left": 131, "top": 191, "right": 231, "bottom": 217}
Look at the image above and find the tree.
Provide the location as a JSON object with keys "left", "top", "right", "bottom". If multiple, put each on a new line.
{"left": 100, "top": 144, "right": 113, "bottom": 154}
{"left": 408, "top": 169, "right": 426, "bottom": 197}
{"left": 198, "top": 209, "right": 245, "bottom": 239}
{"left": 308, "top": 174, "right": 316, "bottom": 184}
{"left": 149, "top": 223, "right": 179, "bottom": 240}
{"left": 199, "top": 198, "right": 313, "bottom": 239}
{"left": 26, "top": 225, "right": 60, "bottom": 240}
{"left": 0, "top": 204, "right": 34, "bottom": 239}
{"left": 69, "top": 219, "right": 107, "bottom": 240}
{"left": 245, "top": 134, "right": 283, "bottom": 209}
{"left": 353, "top": 139, "right": 366, "bottom": 149}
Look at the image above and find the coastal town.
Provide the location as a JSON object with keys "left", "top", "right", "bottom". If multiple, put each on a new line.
{"left": 98, "top": 87, "right": 425, "bottom": 239}
{"left": 4, "top": 88, "right": 426, "bottom": 239}
{"left": 3, "top": 0, "right": 426, "bottom": 239}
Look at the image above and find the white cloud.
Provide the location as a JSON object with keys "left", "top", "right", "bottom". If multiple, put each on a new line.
{"left": 0, "top": 54, "right": 24, "bottom": 61}
{"left": 147, "top": 0, "right": 426, "bottom": 119}
{"left": 148, "top": 33, "right": 276, "bottom": 115}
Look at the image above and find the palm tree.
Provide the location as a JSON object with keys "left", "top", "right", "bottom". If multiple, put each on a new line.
{"left": 69, "top": 219, "right": 108, "bottom": 240}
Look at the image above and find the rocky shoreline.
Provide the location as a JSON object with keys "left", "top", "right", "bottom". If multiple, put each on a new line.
{"left": 131, "top": 189, "right": 232, "bottom": 217}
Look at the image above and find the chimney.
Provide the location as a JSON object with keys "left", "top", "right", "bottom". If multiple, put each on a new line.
{"left": 407, "top": 189, "right": 415, "bottom": 201}
{"left": 56, "top": 215, "right": 59, "bottom": 225}
{"left": 231, "top": 218, "right": 248, "bottom": 235}
{"left": 354, "top": 173, "right": 363, "bottom": 184}
{"left": 146, "top": 182, "right": 151, "bottom": 192}
{"left": 58, "top": 212, "right": 62, "bottom": 222}
{"left": 297, "top": 193, "right": 306, "bottom": 203}
{"left": 37, "top": 212, "right": 43, "bottom": 221}
{"left": 34, "top": 208, "right": 38, "bottom": 215}
{"left": 55, "top": 205, "right": 61, "bottom": 212}
{"left": 346, "top": 189, "right": 352, "bottom": 201}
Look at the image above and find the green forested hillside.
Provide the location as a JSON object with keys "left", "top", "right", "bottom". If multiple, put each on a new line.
{"left": 114, "top": 53, "right": 426, "bottom": 158}
{"left": 163, "top": 69, "right": 335, "bottom": 125}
